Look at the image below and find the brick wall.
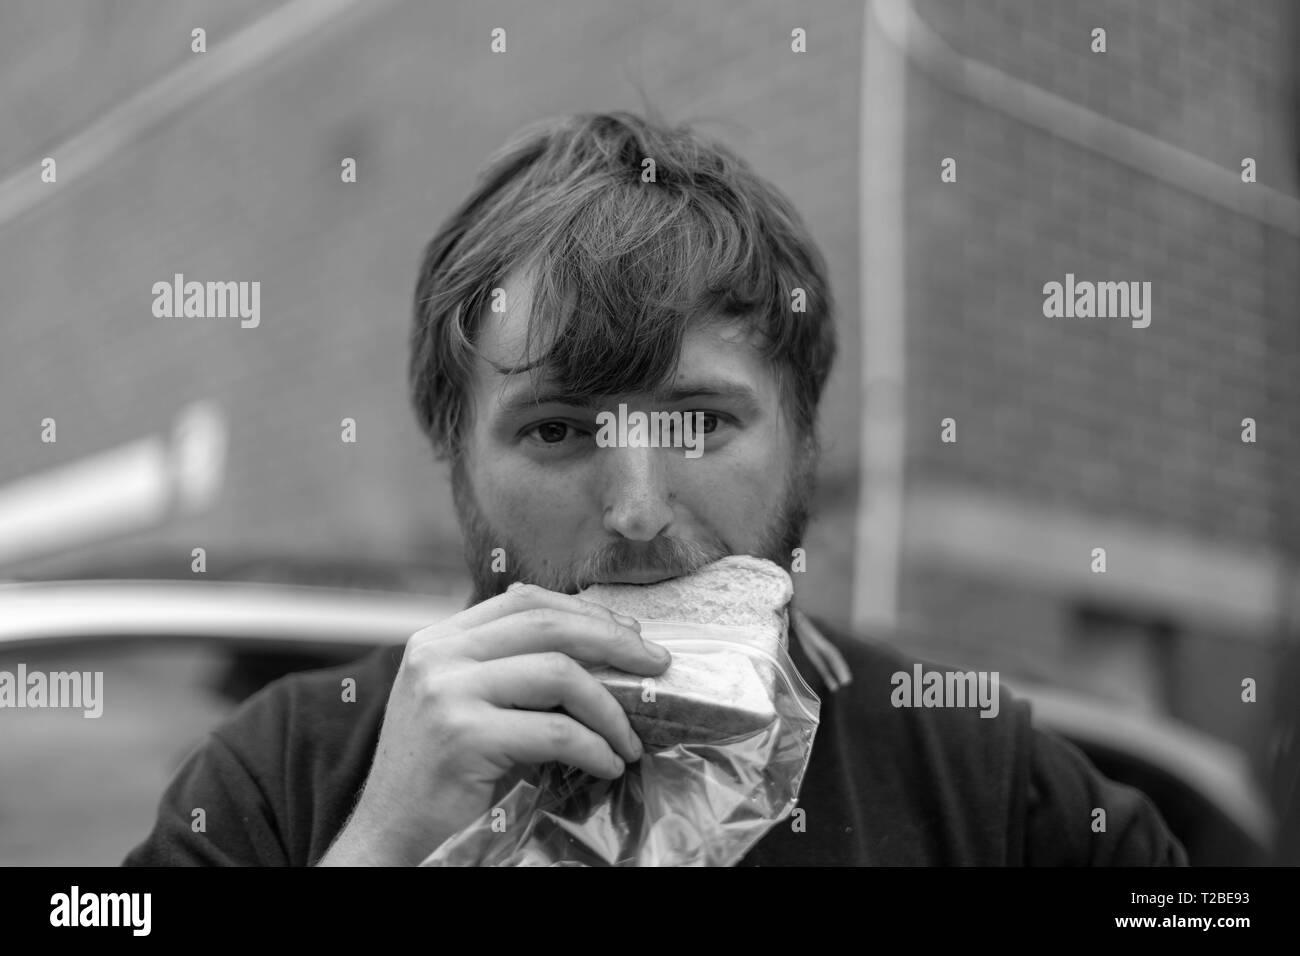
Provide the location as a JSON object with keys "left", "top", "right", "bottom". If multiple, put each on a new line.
{"left": 898, "top": 0, "right": 1298, "bottom": 750}
{"left": 905, "top": 0, "right": 1298, "bottom": 543}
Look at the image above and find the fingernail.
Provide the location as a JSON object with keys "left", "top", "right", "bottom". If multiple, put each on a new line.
{"left": 646, "top": 641, "right": 671, "bottom": 663}
{"left": 610, "top": 755, "right": 626, "bottom": 776}
{"left": 614, "top": 612, "right": 640, "bottom": 630}
{"left": 627, "top": 730, "right": 643, "bottom": 760}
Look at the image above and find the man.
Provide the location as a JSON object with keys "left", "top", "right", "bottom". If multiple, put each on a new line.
{"left": 124, "top": 111, "right": 1186, "bottom": 866}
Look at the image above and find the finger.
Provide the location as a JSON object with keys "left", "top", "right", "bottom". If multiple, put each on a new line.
{"left": 485, "top": 709, "right": 627, "bottom": 780}
{"left": 451, "top": 607, "right": 670, "bottom": 675}
{"left": 470, "top": 653, "right": 642, "bottom": 763}
{"left": 418, "top": 582, "right": 640, "bottom": 638}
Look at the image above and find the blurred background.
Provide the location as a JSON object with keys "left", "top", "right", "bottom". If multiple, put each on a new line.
{"left": 0, "top": 0, "right": 1296, "bottom": 865}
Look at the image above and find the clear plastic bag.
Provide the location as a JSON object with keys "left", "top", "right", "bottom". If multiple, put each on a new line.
{"left": 419, "top": 621, "right": 822, "bottom": 867}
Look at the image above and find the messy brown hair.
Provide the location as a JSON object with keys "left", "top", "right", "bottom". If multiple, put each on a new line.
{"left": 409, "top": 110, "right": 837, "bottom": 463}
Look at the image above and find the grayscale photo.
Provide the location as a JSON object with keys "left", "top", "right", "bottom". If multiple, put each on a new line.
{"left": 0, "top": 0, "right": 1293, "bottom": 932}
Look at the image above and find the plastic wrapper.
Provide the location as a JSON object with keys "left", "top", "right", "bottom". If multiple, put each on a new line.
{"left": 419, "top": 621, "right": 822, "bottom": 866}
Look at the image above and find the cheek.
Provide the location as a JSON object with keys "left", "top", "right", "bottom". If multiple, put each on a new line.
{"left": 679, "top": 440, "right": 788, "bottom": 521}
{"left": 478, "top": 458, "right": 583, "bottom": 538}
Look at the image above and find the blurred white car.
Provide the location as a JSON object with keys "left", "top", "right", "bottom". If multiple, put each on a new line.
{"left": 0, "top": 572, "right": 1277, "bottom": 866}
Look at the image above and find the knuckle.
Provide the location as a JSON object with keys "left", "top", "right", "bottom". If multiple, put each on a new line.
{"left": 417, "top": 670, "right": 454, "bottom": 707}
{"left": 429, "top": 707, "right": 471, "bottom": 750}
{"left": 408, "top": 635, "right": 447, "bottom": 668}
{"left": 539, "top": 651, "right": 576, "bottom": 681}
{"left": 608, "top": 617, "right": 634, "bottom": 645}
{"left": 405, "top": 627, "right": 435, "bottom": 655}
{"left": 544, "top": 714, "right": 575, "bottom": 749}
{"left": 407, "top": 625, "right": 459, "bottom": 662}
{"left": 577, "top": 596, "right": 616, "bottom": 619}
{"left": 406, "top": 640, "right": 439, "bottom": 669}
{"left": 521, "top": 607, "right": 560, "bottom": 634}
{"left": 604, "top": 617, "right": 633, "bottom": 649}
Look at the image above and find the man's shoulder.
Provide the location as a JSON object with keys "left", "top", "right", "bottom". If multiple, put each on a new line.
{"left": 803, "top": 615, "right": 1187, "bottom": 865}
{"left": 211, "top": 643, "right": 403, "bottom": 795}
{"left": 121, "top": 644, "right": 406, "bottom": 867}
{"left": 216, "top": 644, "right": 404, "bottom": 864}
{"left": 221, "top": 644, "right": 403, "bottom": 744}
{"left": 274, "top": 643, "right": 404, "bottom": 704}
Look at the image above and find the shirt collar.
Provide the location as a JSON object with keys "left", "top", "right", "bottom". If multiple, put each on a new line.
{"left": 789, "top": 606, "right": 853, "bottom": 694}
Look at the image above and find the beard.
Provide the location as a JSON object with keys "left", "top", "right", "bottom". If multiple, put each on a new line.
{"left": 451, "top": 445, "right": 818, "bottom": 606}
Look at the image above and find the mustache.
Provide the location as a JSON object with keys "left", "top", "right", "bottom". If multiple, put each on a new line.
{"left": 571, "top": 535, "right": 728, "bottom": 591}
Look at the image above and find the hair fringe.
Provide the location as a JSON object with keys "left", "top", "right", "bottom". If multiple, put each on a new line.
{"left": 410, "top": 111, "right": 837, "bottom": 462}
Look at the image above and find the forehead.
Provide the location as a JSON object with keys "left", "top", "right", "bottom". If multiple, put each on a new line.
{"left": 470, "top": 269, "right": 777, "bottom": 408}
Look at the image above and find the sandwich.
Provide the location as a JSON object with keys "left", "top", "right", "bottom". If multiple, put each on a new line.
{"left": 577, "top": 555, "right": 794, "bottom": 749}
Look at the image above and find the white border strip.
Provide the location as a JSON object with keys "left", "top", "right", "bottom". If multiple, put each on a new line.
{"left": 0, "top": 401, "right": 227, "bottom": 568}
{"left": 851, "top": 0, "right": 909, "bottom": 634}
{"left": 0, "top": 579, "right": 461, "bottom": 646}
{"left": 0, "top": 439, "right": 172, "bottom": 566}
{"left": 906, "top": 481, "right": 1289, "bottom": 635}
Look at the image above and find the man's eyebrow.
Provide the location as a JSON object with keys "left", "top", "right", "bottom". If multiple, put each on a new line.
{"left": 653, "top": 383, "right": 761, "bottom": 407}
{"left": 494, "top": 381, "right": 762, "bottom": 416}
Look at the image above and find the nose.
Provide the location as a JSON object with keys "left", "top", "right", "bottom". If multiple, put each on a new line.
{"left": 598, "top": 445, "right": 675, "bottom": 541}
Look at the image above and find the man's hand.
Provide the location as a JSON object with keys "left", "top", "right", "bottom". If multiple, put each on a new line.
{"left": 317, "top": 583, "right": 671, "bottom": 866}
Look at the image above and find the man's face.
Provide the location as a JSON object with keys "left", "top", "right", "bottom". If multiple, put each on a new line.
{"left": 453, "top": 270, "right": 816, "bottom": 603}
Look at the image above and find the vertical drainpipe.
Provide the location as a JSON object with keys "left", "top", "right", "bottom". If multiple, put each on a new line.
{"left": 851, "top": 0, "right": 909, "bottom": 636}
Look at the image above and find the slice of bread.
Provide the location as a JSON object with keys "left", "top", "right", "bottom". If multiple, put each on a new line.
{"left": 577, "top": 555, "right": 793, "bottom": 748}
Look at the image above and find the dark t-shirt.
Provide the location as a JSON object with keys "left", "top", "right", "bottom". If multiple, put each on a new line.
{"left": 122, "top": 616, "right": 1187, "bottom": 866}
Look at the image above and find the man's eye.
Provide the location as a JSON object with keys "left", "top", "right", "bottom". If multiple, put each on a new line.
{"left": 528, "top": 422, "right": 575, "bottom": 444}
{"left": 678, "top": 413, "right": 720, "bottom": 435}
